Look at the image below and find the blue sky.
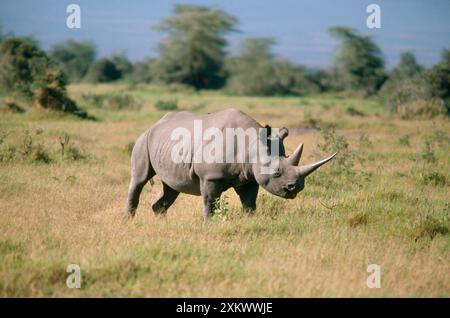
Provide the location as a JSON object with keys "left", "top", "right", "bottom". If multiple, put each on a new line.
{"left": 1, "top": 0, "right": 449, "bottom": 68}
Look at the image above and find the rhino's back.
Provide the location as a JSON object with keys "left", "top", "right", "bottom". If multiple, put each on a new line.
{"left": 147, "top": 109, "right": 262, "bottom": 194}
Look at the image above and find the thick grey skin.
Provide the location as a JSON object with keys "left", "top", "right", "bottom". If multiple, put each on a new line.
{"left": 125, "top": 108, "right": 334, "bottom": 220}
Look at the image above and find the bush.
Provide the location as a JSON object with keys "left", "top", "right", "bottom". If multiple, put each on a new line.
{"left": 129, "top": 59, "right": 154, "bottom": 84}
{"left": 380, "top": 50, "right": 450, "bottom": 118}
{"left": 398, "top": 134, "right": 411, "bottom": 147}
{"left": 86, "top": 58, "right": 121, "bottom": 82}
{"left": 0, "top": 129, "right": 89, "bottom": 164}
{"left": 155, "top": 99, "right": 178, "bottom": 111}
{"left": 317, "top": 126, "right": 354, "bottom": 174}
{"left": 0, "top": 97, "right": 24, "bottom": 113}
{"left": 0, "top": 130, "right": 53, "bottom": 164}
{"left": 212, "top": 195, "right": 232, "bottom": 221}
{"left": 346, "top": 106, "right": 365, "bottom": 117}
{"left": 421, "top": 171, "right": 446, "bottom": 187}
{"left": 412, "top": 213, "right": 449, "bottom": 241}
{"left": 0, "top": 37, "right": 83, "bottom": 116}
{"left": 396, "top": 98, "right": 446, "bottom": 119}
{"left": 81, "top": 93, "right": 142, "bottom": 111}
{"left": 105, "top": 95, "right": 142, "bottom": 111}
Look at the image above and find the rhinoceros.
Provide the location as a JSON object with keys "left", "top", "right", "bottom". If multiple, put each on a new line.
{"left": 125, "top": 108, "right": 336, "bottom": 220}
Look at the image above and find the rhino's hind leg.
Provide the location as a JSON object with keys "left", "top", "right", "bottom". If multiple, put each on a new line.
{"left": 125, "top": 177, "right": 153, "bottom": 220}
{"left": 234, "top": 181, "right": 259, "bottom": 213}
{"left": 124, "top": 132, "right": 155, "bottom": 220}
{"left": 151, "top": 182, "right": 179, "bottom": 214}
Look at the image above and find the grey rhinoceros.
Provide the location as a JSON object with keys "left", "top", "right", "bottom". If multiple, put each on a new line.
{"left": 125, "top": 108, "right": 336, "bottom": 220}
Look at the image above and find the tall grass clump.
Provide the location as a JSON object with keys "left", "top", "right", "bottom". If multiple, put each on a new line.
{"left": 154, "top": 99, "right": 178, "bottom": 111}
{"left": 81, "top": 93, "right": 142, "bottom": 111}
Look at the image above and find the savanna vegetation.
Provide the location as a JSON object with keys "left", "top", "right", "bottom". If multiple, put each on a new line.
{"left": 0, "top": 4, "right": 448, "bottom": 297}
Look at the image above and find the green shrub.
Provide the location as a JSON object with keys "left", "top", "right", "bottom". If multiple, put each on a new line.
{"left": 105, "top": 94, "right": 142, "bottom": 111}
{"left": 0, "top": 97, "right": 24, "bottom": 113}
{"left": 413, "top": 213, "right": 449, "bottom": 241}
{"left": 398, "top": 134, "right": 411, "bottom": 147}
{"left": 318, "top": 126, "right": 354, "bottom": 174}
{"left": 346, "top": 106, "right": 365, "bottom": 117}
{"left": 155, "top": 99, "right": 178, "bottom": 111}
{"left": 420, "top": 140, "right": 437, "bottom": 163}
{"left": 64, "top": 146, "right": 87, "bottom": 161}
{"left": 421, "top": 171, "right": 446, "bottom": 186}
{"left": 85, "top": 58, "right": 121, "bottom": 82}
{"left": 0, "top": 37, "right": 82, "bottom": 116}
{"left": 212, "top": 195, "right": 232, "bottom": 221}
{"left": 397, "top": 98, "right": 446, "bottom": 119}
{"left": 0, "top": 129, "right": 89, "bottom": 164}
{"left": 81, "top": 93, "right": 142, "bottom": 111}
{"left": 29, "top": 143, "right": 52, "bottom": 164}
{"left": 348, "top": 213, "right": 369, "bottom": 228}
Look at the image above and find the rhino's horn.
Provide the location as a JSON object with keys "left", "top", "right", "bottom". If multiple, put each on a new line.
{"left": 296, "top": 152, "right": 337, "bottom": 177}
{"left": 286, "top": 143, "right": 303, "bottom": 166}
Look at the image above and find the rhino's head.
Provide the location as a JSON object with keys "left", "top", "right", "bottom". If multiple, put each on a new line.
{"left": 253, "top": 128, "right": 336, "bottom": 199}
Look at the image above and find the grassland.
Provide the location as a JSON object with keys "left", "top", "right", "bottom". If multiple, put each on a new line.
{"left": 0, "top": 83, "right": 449, "bottom": 297}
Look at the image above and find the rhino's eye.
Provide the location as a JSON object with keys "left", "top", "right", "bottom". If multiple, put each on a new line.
{"left": 273, "top": 168, "right": 282, "bottom": 177}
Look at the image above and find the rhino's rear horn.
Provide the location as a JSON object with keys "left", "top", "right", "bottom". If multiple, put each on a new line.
{"left": 287, "top": 143, "right": 303, "bottom": 166}
{"left": 296, "top": 152, "right": 337, "bottom": 177}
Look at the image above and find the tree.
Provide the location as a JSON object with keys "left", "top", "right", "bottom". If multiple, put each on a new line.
{"left": 380, "top": 50, "right": 448, "bottom": 117}
{"left": 85, "top": 58, "right": 121, "bottom": 82}
{"left": 153, "top": 5, "right": 237, "bottom": 89}
{"left": 0, "top": 25, "right": 4, "bottom": 42}
{"left": 380, "top": 51, "right": 423, "bottom": 97}
{"left": 129, "top": 59, "right": 154, "bottom": 84}
{"left": 226, "top": 38, "right": 318, "bottom": 96}
{"left": 329, "top": 26, "right": 386, "bottom": 95}
{"left": 111, "top": 53, "right": 133, "bottom": 78}
{"left": 49, "top": 40, "right": 96, "bottom": 82}
{"left": 394, "top": 51, "right": 423, "bottom": 78}
{"left": 427, "top": 49, "right": 450, "bottom": 102}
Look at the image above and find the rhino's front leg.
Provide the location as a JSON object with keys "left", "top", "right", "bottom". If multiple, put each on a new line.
{"left": 200, "top": 179, "right": 225, "bottom": 220}
{"left": 234, "top": 180, "right": 259, "bottom": 213}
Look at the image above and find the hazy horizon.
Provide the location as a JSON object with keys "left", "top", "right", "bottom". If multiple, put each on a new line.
{"left": 1, "top": 0, "right": 449, "bottom": 69}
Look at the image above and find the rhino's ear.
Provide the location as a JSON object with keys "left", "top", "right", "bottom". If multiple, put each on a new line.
{"left": 279, "top": 127, "right": 289, "bottom": 140}
{"left": 263, "top": 125, "right": 272, "bottom": 138}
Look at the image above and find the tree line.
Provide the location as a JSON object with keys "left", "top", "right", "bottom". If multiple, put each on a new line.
{"left": 0, "top": 5, "right": 449, "bottom": 117}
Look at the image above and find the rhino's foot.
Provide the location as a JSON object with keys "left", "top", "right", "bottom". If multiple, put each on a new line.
{"left": 151, "top": 183, "right": 180, "bottom": 215}
{"left": 123, "top": 208, "right": 136, "bottom": 221}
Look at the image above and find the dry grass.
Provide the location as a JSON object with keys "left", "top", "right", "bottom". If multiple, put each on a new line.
{"left": 0, "top": 83, "right": 449, "bottom": 297}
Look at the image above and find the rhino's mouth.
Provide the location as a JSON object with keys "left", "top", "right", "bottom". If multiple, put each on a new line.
{"left": 283, "top": 190, "right": 298, "bottom": 199}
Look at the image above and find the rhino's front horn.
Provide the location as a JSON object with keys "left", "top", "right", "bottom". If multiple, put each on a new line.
{"left": 296, "top": 152, "right": 337, "bottom": 177}
{"left": 287, "top": 143, "right": 303, "bottom": 166}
